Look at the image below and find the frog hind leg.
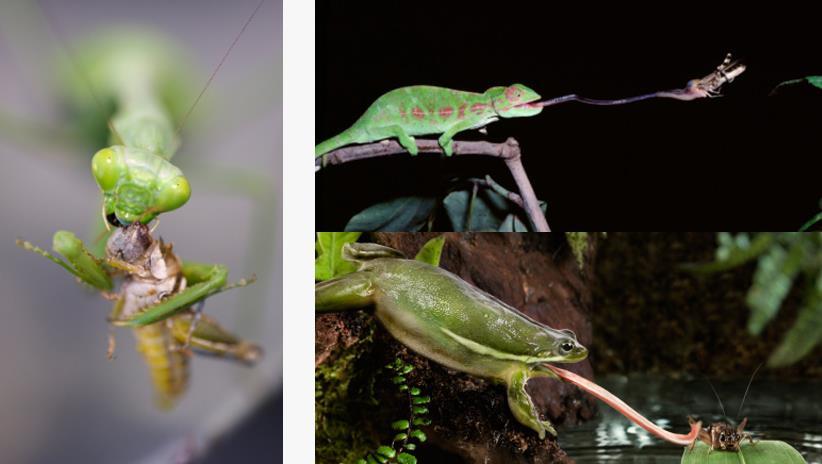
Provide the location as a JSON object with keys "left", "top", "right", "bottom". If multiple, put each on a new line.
{"left": 315, "top": 272, "right": 375, "bottom": 312}
{"left": 506, "top": 367, "right": 556, "bottom": 439}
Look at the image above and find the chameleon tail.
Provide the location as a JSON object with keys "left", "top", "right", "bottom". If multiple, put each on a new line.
{"left": 315, "top": 128, "right": 363, "bottom": 157}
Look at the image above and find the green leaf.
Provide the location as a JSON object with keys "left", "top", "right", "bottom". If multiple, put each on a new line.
{"left": 398, "top": 384, "right": 408, "bottom": 392}
{"left": 747, "top": 238, "right": 806, "bottom": 335}
{"left": 399, "top": 364, "right": 414, "bottom": 374}
{"left": 356, "top": 459, "right": 368, "bottom": 464}
{"left": 799, "top": 212, "right": 822, "bottom": 232}
{"left": 391, "top": 376, "right": 406, "bottom": 384}
{"left": 412, "top": 396, "right": 430, "bottom": 404}
{"left": 366, "top": 454, "right": 379, "bottom": 464}
{"left": 682, "top": 233, "right": 774, "bottom": 274}
{"left": 768, "top": 270, "right": 822, "bottom": 367}
{"left": 497, "top": 213, "right": 529, "bottom": 231}
{"left": 393, "top": 433, "right": 408, "bottom": 441}
{"left": 314, "top": 232, "right": 361, "bottom": 281}
{"left": 409, "top": 387, "right": 420, "bottom": 396}
{"left": 443, "top": 188, "right": 510, "bottom": 231}
{"left": 413, "top": 417, "right": 432, "bottom": 426}
{"left": 681, "top": 440, "right": 806, "bottom": 463}
{"left": 376, "top": 446, "right": 396, "bottom": 459}
{"left": 415, "top": 235, "right": 446, "bottom": 266}
{"left": 404, "top": 444, "right": 416, "bottom": 451}
{"left": 396, "top": 452, "right": 417, "bottom": 464}
{"left": 806, "top": 76, "right": 822, "bottom": 89}
{"left": 345, "top": 196, "right": 436, "bottom": 232}
{"left": 409, "top": 429, "right": 427, "bottom": 442}
{"left": 391, "top": 420, "right": 410, "bottom": 430}
{"left": 412, "top": 406, "right": 428, "bottom": 415}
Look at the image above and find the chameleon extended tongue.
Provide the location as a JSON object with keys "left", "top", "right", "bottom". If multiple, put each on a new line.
{"left": 544, "top": 364, "right": 701, "bottom": 446}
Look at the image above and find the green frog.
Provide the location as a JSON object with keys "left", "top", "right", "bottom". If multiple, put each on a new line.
{"left": 315, "top": 242, "right": 588, "bottom": 438}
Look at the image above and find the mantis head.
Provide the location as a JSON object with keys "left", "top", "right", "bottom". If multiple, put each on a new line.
{"left": 489, "top": 84, "right": 543, "bottom": 118}
{"left": 92, "top": 146, "right": 191, "bottom": 226}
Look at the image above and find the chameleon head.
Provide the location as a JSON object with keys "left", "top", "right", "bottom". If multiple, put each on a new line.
{"left": 490, "top": 84, "right": 543, "bottom": 118}
{"left": 92, "top": 147, "right": 191, "bottom": 226}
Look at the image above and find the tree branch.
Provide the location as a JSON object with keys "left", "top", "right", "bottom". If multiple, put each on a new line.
{"left": 315, "top": 137, "right": 550, "bottom": 232}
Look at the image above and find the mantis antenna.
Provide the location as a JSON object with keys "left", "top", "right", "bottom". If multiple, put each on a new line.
{"left": 175, "top": 0, "right": 266, "bottom": 135}
{"left": 35, "top": 0, "right": 125, "bottom": 145}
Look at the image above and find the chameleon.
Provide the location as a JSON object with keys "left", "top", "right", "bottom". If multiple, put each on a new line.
{"left": 315, "top": 242, "right": 586, "bottom": 438}
{"left": 314, "top": 84, "right": 543, "bottom": 158}
{"left": 315, "top": 54, "right": 746, "bottom": 160}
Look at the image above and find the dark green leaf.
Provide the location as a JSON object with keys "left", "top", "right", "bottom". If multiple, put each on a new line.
{"left": 393, "top": 433, "right": 408, "bottom": 441}
{"left": 391, "top": 376, "right": 406, "bottom": 384}
{"left": 747, "top": 238, "right": 806, "bottom": 334}
{"left": 413, "top": 417, "right": 432, "bottom": 426}
{"left": 391, "top": 420, "right": 410, "bottom": 430}
{"left": 397, "top": 452, "right": 417, "bottom": 464}
{"left": 409, "top": 387, "right": 420, "bottom": 396}
{"left": 410, "top": 429, "right": 427, "bottom": 442}
{"left": 443, "top": 188, "right": 510, "bottom": 231}
{"left": 768, "top": 270, "right": 822, "bottom": 367}
{"left": 497, "top": 213, "right": 529, "bottom": 231}
{"left": 412, "top": 406, "right": 428, "bottom": 415}
{"left": 366, "top": 454, "right": 379, "bottom": 464}
{"left": 399, "top": 364, "right": 414, "bottom": 374}
{"left": 345, "top": 196, "right": 436, "bottom": 232}
{"left": 415, "top": 235, "right": 446, "bottom": 266}
{"left": 682, "top": 233, "right": 774, "bottom": 274}
{"left": 376, "top": 446, "right": 396, "bottom": 459}
{"left": 412, "top": 396, "right": 430, "bottom": 404}
{"left": 314, "top": 232, "right": 361, "bottom": 280}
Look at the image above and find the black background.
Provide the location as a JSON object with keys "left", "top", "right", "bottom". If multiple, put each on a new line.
{"left": 316, "top": 2, "right": 821, "bottom": 230}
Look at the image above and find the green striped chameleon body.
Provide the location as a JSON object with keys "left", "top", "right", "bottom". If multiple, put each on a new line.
{"left": 315, "top": 84, "right": 543, "bottom": 157}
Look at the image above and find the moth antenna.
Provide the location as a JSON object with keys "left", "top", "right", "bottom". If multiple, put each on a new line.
{"left": 35, "top": 0, "right": 124, "bottom": 145}
{"left": 176, "top": 0, "right": 265, "bottom": 135}
{"left": 706, "top": 377, "right": 727, "bottom": 420}
{"left": 737, "top": 363, "right": 763, "bottom": 419}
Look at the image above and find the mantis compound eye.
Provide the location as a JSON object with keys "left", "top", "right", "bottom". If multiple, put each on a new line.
{"left": 154, "top": 175, "right": 191, "bottom": 214}
{"left": 91, "top": 147, "right": 126, "bottom": 192}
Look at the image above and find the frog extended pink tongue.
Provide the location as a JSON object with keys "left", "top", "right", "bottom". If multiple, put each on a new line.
{"left": 544, "top": 364, "right": 700, "bottom": 446}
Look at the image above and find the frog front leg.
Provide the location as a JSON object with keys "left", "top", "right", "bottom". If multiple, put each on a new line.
{"left": 315, "top": 272, "right": 376, "bottom": 312}
{"left": 506, "top": 367, "right": 556, "bottom": 439}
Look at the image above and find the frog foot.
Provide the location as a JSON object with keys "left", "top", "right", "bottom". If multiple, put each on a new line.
{"left": 540, "top": 418, "right": 557, "bottom": 438}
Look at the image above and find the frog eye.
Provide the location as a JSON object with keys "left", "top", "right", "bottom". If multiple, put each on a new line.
{"left": 560, "top": 341, "right": 574, "bottom": 353}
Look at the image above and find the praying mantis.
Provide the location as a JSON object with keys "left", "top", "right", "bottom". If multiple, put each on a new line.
{"left": 2, "top": 0, "right": 276, "bottom": 411}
